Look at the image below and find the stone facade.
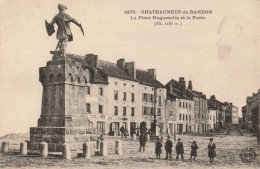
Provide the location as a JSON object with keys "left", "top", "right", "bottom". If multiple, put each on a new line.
{"left": 244, "top": 89, "right": 260, "bottom": 132}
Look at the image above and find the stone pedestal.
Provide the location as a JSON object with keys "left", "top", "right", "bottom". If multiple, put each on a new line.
{"left": 83, "top": 142, "right": 90, "bottom": 158}
{"left": 62, "top": 143, "right": 71, "bottom": 160}
{"left": 29, "top": 57, "right": 97, "bottom": 152}
{"left": 29, "top": 127, "right": 96, "bottom": 152}
{"left": 2, "top": 142, "right": 9, "bottom": 153}
{"left": 115, "top": 140, "right": 123, "bottom": 155}
{"left": 20, "top": 142, "right": 27, "bottom": 155}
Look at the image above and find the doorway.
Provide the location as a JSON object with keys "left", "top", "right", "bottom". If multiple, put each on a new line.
{"left": 97, "top": 121, "right": 105, "bottom": 135}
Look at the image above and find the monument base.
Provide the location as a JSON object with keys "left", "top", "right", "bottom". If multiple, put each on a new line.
{"left": 29, "top": 127, "right": 97, "bottom": 152}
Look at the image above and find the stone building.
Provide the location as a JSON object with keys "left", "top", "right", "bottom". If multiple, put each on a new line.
{"left": 244, "top": 89, "right": 260, "bottom": 132}
{"left": 84, "top": 54, "right": 167, "bottom": 135}
{"left": 222, "top": 102, "right": 239, "bottom": 127}
{"left": 166, "top": 78, "right": 195, "bottom": 134}
{"left": 207, "top": 95, "right": 224, "bottom": 130}
{"left": 241, "top": 106, "right": 247, "bottom": 129}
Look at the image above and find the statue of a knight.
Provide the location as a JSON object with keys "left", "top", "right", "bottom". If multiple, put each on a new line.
{"left": 45, "top": 4, "right": 84, "bottom": 57}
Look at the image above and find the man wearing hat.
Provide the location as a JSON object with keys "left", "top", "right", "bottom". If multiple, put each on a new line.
{"left": 47, "top": 4, "right": 84, "bottom": 57}
{"left": 164, "top": 135, "right": 173, "bottom": 160}
{"left": 175, "top": 138, "right": 184, "bottom": 160}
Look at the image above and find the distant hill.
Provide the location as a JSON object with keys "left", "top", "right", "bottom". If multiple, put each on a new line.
{"left": 0, "top": 133, "right": 29, "bottom": 140}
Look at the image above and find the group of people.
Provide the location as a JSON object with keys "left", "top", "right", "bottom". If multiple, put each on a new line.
{"left": 139, "top": 134, "right": 216, "bottom": 162}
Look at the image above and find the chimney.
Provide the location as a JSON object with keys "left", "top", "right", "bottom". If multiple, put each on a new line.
{"left": 188, "top": 80, "right": 192, "bottom": 90}
{"left": 178, "top": 77, "right": 186, "bottom": 89}
{"left": 125, "top": 62, "right": 136, "bottom": 79}
{"left": 148, "top": 69, "right": 156, "bottom": 79}
{"left": 210, "top": 95, "right": 216, "bottom": 100}
{"left": 85, "top": 54, "right": 98, "bottom": 68}
{"left": 117, "top": 58, "right": 125, "bottom": 70}
{"left": 169, "top": 84, "right": 173, "bottom": 94}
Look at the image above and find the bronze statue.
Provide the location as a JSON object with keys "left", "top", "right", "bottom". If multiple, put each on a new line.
{"left": 45, "top": 4, "right": 84, "bottom": 57}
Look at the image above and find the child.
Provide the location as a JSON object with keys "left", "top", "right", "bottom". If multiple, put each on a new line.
{"left": 155, "top": 138, "right": 162, "bottom": 159}
{"left": 190, "top": 141, "right": 198, "bottom": 160}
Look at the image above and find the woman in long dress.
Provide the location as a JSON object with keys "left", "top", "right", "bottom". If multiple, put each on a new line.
{"left": 190, "top": 141, "right": 198, "bottom": 160}
{"left": 208, "top": 138, "right": 216, "bottom": 162}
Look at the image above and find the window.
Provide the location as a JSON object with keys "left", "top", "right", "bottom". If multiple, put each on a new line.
{"left": 131, "top": 93, "right": 135, "bottom": 102}
{"left": 114, "top": 91, "right": 118, "bottom": 100}
{"left": 131, "top": 107, "right": 135, "bottom": 116}
{"left": 183, "top": 114, "right": 185, "bottom": 120}
{"left": 170, "top": 110, "right": 173, "bottom": 116}
{"left": 195, "top": 113, "right": 196, "bottom": 118}
{"left": 142, "top": 93, "right": 148, "bottom": 102}
{"left": 189, "top": 103, "right": 191, "bottom": 109}
{"left": 132, "top": 84, "right": 134, "bottom": 88}
{"left": 157, "top": 108, "right": 161, "bottom": 116}
{"left": 99, "top": 105, "right": 103, "bottom": 114}
{"left": 189, "top": 115, "right": 191, "bottom": 121}
{"left": 186, "top": 115, "right": 188, "bottom": 120}
{"left": 158, "top": 96, "right": 162, "bottom": 105}
{"left": 186, "top": 103, "right": 188, "bottom": 108}
{"left": 179, "top": 114, "right": 182, "bottom": 120}
{"left": 213, "top": 116, "right": 215, "bottom": 122}
{"left": 114, "top": 106, "right": 118, "bottom": 115}
{"left": 179, "top": 102, "right": 182, "bottom": 107}
{"left": 150, "top": 95, "right": 153, "bottom": 103}
{"left": 86, "top": 86, "right": 90, "bottom": 95}
{"left": 143, "top": 107, "right": 147, "bottom": 115}
{"left": 195, "top": 125, "right": 196, "bottom": 129}
{"left": 123, "top": 107, "right": 126, "bottom": 116}
{"left": 123, "top": 92, "right": 126, "bottom": 101}
{"left": 183, "top": 102, "right": 185, "bottom": 108}
{"left": 86, "top": 103, "right": 91, "bottom": 113}
{"left": 99, "top": 87, "right": 103, "bottom": 96}
{"left": 114, "top": 81, "right": 118, "bottom": 85}
{"left": 151, "top": 107, "right": 154, "bottom": 116}
{"left": 123, "top": 83, "right": 126, "bottom": 86}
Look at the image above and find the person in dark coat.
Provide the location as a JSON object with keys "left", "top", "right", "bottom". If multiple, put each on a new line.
{"left": 176, "top": 138, "right": 184, "bottom": 160}
{"left": 208, "top": 138, "right": 216, "bottom": 162}
{"left": 165, "top": 135, "right": 173, "bottom": 160}
{"left": 155, "top": 138, "right": 163, "bottom": 159}
{"left": 139, "top": 133, "right": 147, "bottom": 152}
{"left": 189, "top": 141, "right": 198, "bottom": 160}
{"left": 120, "top": 125, "right": 126, "bottom": 138}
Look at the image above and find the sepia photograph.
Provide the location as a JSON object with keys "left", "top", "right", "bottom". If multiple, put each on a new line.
{"left": 0, "top": 0, "right": 259, "bottom": 168}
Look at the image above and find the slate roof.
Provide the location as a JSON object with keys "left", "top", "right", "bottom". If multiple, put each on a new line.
{"left": 96, "top": 60, "right": 136, "bottom": 81}
{"left": 136, "top": 69, "right": 165, "bottom": 88}
{"left": 67, "top": 54, "right": 165, "bottom": 87}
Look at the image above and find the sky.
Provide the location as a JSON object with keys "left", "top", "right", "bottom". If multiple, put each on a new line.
{"left": 0, "top": 0, "right": 259, "bottom": 136}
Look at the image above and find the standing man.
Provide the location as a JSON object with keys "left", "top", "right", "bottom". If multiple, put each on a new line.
{"left": 139, "top": 133, "right": 147, "bottom": 152}
{"left": 165, "top": 135, "right": 173, "bottom": 160}
{"left": 46, "top": 4, "right": 84, "bottom": 57}
{"left": 120, "top": 125, "right": 126, "bottom": 138}
{"left": 176, "top": 138, "right": 185, "bottom": 160}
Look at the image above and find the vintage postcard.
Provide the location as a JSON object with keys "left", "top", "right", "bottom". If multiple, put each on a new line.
{"left": 0, "top": 0, "right": 259, "bottom": 168}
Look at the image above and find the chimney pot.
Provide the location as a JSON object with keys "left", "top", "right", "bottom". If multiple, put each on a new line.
{"left": 117, "top": 58, "right": 125, "bottom": 70}
{"left": 188, "top": 80, "right": 193, "bottom": 90}
{"left": 125, "top": 62, "right": 136, "bottom": 79}
{"left": 148, "top": 69, "right": 156, "bottom": 79}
